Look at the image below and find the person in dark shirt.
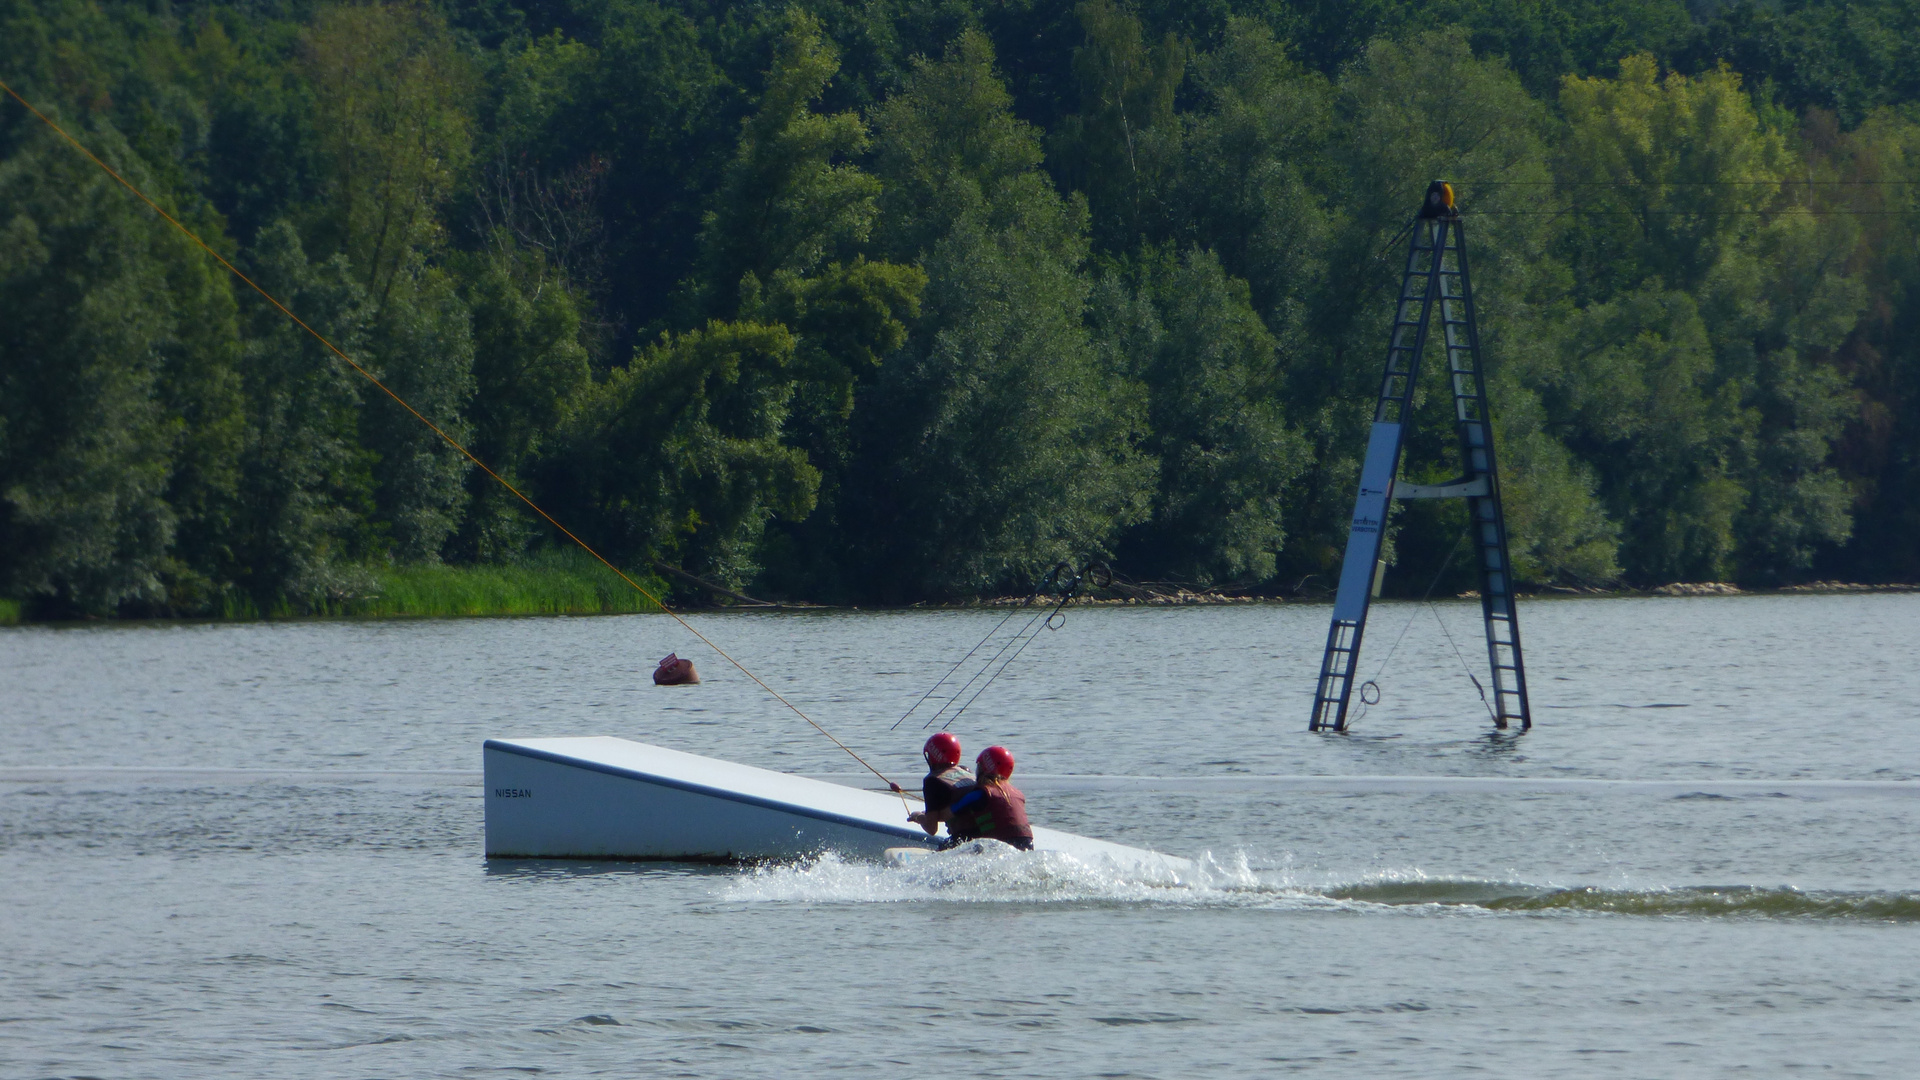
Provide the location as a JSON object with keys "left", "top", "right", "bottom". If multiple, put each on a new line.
{"left": 907, "top": 732, "right": 975, "bottom": 841}
{"left": 947, "top": 744, "right": 1034, "bottom": 851}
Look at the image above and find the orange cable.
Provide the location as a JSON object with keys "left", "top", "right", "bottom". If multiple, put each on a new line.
{"left": 0, "top": 77, "right": 904, "bottom": 794}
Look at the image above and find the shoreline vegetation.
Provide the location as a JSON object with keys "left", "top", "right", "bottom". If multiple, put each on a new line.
{"left": 4, "top": 578, "right": 1914, "bottom": 627}
{"left": 345, "top": 556, "right": 668, "bottom": 619}
{"left": 0, "top": 552, "right": 667, "bottom": 625}
{"left": 984, "top": 582, "right": 1920, "bottom": 606}
{"left": 6, "top": 2, "right": 1920, "bottom": 626}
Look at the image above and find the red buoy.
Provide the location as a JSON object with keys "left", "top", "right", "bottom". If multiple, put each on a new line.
{"left": 653, "top": 653, "right": 700, "bottom": 685}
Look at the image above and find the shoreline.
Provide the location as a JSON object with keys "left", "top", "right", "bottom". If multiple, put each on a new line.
{"left": 977, "top": 580, "right": 1920, "bottom": 607}
{"left": 4, "top": 580, "right": 1915, "bottom": 627}
{"left": 0, "top": 556, "right": 667, "bottom": 626}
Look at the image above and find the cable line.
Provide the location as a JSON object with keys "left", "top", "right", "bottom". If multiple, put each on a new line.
{"left": 888, "top": 561, "right": 1100, "bottom": 735}
{"left": 889, "top": 590, "right": 1039, "bottom": 732}
{"left": 934, "top": 562, "right": 1103, "bottom": 731}
{"left": 1347, "top": 523, "right": 1472, "bottom": 728}
{"left": 0, "top": 77, "right": 904, "bottom": 796}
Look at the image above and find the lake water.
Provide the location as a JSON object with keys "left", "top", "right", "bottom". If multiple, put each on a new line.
{"left": 4, "top": 594, "right": 1918, "bottom": 1077}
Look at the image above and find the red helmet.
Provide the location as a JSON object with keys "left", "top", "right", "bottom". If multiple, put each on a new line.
{"left": 923, "top": 732, "right": 962, "bottom": 769}
{"left": 976, "top": 744, "right": 1014, "bottom": 780}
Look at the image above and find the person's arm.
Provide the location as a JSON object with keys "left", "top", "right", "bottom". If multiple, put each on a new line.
{"left": 910, "top": 778, "right": 955, "bottom": 833}
{"left": 907, "top": 806, "right": 950, "bottom": 835}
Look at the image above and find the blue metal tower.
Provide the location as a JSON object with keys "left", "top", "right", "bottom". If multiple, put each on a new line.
{"left": 1309, "top": 182, "right": 1531, "bottom": 733}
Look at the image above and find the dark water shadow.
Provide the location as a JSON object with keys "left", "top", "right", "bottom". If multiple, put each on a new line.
{"left": 1471, "top": 731, "right": 1526, "bottom": 757}
{"left": 482, "top": 857, "right": 740, "bottom": 880}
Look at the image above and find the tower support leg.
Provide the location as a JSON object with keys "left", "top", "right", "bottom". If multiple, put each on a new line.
{"left": 1308, "top": 203, "right": 1530, "bottom": 732}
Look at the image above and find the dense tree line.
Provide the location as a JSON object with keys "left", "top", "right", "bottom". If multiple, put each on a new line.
{"left": 2, "top": 0, "right": 1917, "bottom": 615}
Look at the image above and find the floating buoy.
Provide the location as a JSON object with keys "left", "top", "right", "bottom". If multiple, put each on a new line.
{"left": 653, "top": 653, "right": 699, "bottom": 685}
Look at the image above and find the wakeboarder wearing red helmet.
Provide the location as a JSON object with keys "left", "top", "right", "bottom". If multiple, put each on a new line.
{"left": 947, "top": 744, "right": 1034, "bottom": 851}
{"left": 907, "top": 732, "right": 976, "bottom": 841}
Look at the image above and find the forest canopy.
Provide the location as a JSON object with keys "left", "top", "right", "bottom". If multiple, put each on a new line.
{"left": 2, "top": 0, "right": 1918, "bottom": 615}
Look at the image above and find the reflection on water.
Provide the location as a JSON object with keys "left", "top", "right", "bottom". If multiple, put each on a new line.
{"left": 482, "top": 858, "right": 742, "bottom": 880}
{"left": 1471, "top": 730, "right": 1525, "bottom": 756}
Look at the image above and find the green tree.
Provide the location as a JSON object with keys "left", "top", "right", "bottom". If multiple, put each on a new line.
{"left": 0, "top": 122, "right": 186, "bottom": 614}
{"left": 149, "top": 193, "right": 248, "bottom": 614}
{"left": 696, "top": 8, "right": 879, "bottom": 315}
{"left": 1680, "top": 0, "right": 1920, "bottom": 128}
{"left": 1817, "top": 108, "right": 1920, "bottom": 582}
{"left": 1549, "top": 57, "right": 1860, "bottom": 581}
{"left": 1093, "top": 247, "right": 1308, "bottom": 585}
{"left": 1050, "top": 0, "right": 1186, "bottom": 253}
{"left": 853, "top": 30, "right": 1151, "bottom": 599}
{"left": 744, "top": 259, "right": 926, "bottom": 463}
{"left": 230, "top": 220, "right": 379, "bottom": 612}
{"left": 6, "top": 0, "right": 1920, "bottom": 610}
{"left": 741, "top": 257, "right": 925, "bottom": 597}
{"left": 555, "top": 320, "right": 818, "bottom": 585}
{"left": 1491, "top": 382, "right": 1624, "bottom": 585}
{"left": 302, "top": 1, "right": 472, "bottom": 307}
{"left": 1533, "top": 287, "right": 1744, "bottom": 581}
{"left": 301, "top": 1, "right": 477, "bottom": 563}
{"left": 1426, "top": 0, "right": 1694, "bottom": 96}
{"left": 871, "top": 28, "right": 1051, "bottom": 264}
{"left": 670, "top": 10, "right": 925, "bottom": 593}
{"left": 553, "top": 1, "right": 733, "bottom": 337}
{"left": 1175, "top": 18, "right": 1334, "bottom": 320}
{"left": 454, "top": 240, "right": 591, "bottom": 563}
{"left": 1283, "top": 30, "right": 1579, "bottom": 586}
{"left": 1559, "top": 54, "right": 1790, "bottom": 299}
{"left": 1333, "top": 29, "right": 1557, "bottom": 269}
{"left": 360, "top": 265, "right": 475, "bottom": 562}
{"left": 485, "top": 30, "right": 601, "bottom": 173}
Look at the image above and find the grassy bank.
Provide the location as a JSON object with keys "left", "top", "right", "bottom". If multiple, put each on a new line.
{"left": 192, "top": 551, "right": 669, "bottom": 620}
{"left": 352, "top": 552, "right": 667, "bottom": 618}
{"left": 5, "top": 553, "right": 670, "bottom": 622}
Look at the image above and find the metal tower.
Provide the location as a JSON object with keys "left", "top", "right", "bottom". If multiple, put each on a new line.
{"left": 1308, "top": 182, "right": 1531, "bottom": 733}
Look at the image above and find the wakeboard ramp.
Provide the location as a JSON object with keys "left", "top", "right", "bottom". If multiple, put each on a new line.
{"left": 484, "top": 736, "right": 1190, "bottom": 875}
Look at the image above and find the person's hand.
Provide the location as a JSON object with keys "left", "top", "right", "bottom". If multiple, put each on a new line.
{"left": 907, "top": 810, "right": 927, "bottom": 826}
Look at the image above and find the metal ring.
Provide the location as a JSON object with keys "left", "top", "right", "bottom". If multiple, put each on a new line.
{"left": 1045, "top": 561, "right": 1074, "bottom": 593}
{"left": 1360, "top": 681, "right": 1382, "bottom": 705}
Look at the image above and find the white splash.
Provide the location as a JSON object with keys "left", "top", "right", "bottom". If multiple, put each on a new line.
{"left": 719, "top": 846, "right": 1342, "bottom": 908}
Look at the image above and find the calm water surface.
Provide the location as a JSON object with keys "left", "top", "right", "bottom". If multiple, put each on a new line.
{"left": 4, "top": 594, "right": 1918, "bottom": 1077}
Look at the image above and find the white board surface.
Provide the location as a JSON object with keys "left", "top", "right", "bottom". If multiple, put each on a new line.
{"left": 484, "top": 735, "right": 1190, "bottom": 876}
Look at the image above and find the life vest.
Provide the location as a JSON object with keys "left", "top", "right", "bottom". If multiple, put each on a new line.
{"left": 923, "top": 765, "right": 975, "bottom": 816}
{"left": 951, "top": 780, "right": 1032, "bottom": 848}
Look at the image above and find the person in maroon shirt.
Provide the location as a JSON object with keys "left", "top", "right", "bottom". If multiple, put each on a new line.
{"left": 907, "top": 732, "right": 975, "bottom": 840}
{"left": 947, "top": 744, "right": 1034, "bottom": 850}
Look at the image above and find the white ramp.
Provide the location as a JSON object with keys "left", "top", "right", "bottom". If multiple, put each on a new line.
{"left": 484, "top": 736, "right": 1189, "bottom": 875}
